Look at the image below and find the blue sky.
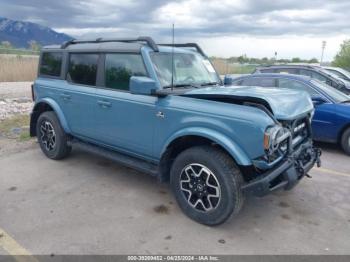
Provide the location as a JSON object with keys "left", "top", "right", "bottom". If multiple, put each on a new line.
{"left": 1, "top": 0, "right": 349, "bottom": 61}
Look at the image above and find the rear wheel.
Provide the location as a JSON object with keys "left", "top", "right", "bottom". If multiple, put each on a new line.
{"left": 170, "top": 146, "right": 244, "bottom": 226}
{"left": 36, "top": 111, "right": 71, "bottom": 160}
{"left": 340, "top": 128, "right": 350, "bottom": 156}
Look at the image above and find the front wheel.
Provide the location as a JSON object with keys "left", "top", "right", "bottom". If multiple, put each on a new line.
{"left": 170, "top": 146, "right": 244, "bottom": 226}
{"left": 340, "top": 128, "right": 350, "bottom": 156}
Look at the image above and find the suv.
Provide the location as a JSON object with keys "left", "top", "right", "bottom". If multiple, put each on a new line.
{"left": 30, "top": 37, "right": 321, "bottom": 225}
{"left": 254, "top": 65, "right": 350, "bottom": 95}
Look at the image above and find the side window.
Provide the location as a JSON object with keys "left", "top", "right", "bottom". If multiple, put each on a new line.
{"left": 260, "top": 69, "right": 275, "bottom": 73}
{"left": 232, "top": 79, "right": 243, "bottom": 85}
{"left": 299, "top": 69, "right": 312, "bottom": 77}
{"left": 241, "top": 78, "right": 275, "bottom": 87}
{"left": 105, "top": 53, "right": 147, "bottom": 91}
{"left": 67, "top": 53, "right": 99, "bottom": 86}
{"left": 311, "top": 72, "right": 327, "bottom": 83}
{"left": 40, "top": 52, "right": 63, "bottom": 77}
{"left": 278, "top": 79, "right": 317, "bottom": 95}
{"left": 276, "top": 68, "right": 298, "bottom": 74}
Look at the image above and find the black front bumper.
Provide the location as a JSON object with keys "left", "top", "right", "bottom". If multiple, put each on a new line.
{"left": 242, "top": 141, "right": 321, "bottom": 197}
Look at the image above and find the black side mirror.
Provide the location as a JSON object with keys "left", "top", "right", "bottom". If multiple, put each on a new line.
{"left": 311, "top": 95, "right": 326, "bottom": 105}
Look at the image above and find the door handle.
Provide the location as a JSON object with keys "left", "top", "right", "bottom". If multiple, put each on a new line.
{"left": 97, "top": 100, "right": 112, "bottom": 108}
{"left": 60, "top": 93, "right": 71, "bottom": 100}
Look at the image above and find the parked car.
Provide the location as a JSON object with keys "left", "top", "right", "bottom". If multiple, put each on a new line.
{"left": 254, "top": 65, "right": 350, "bottom": 95}
{"left": 225, "top": 73, "right": 350, "bottom": 155}
{"left": 323, "top": 66, "right": 350, "bottom": 82}
{"left": 30, "top": 37, "right": 321, "bottom": 225}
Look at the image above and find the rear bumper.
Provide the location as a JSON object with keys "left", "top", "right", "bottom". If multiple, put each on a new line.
{"left": 242, "top": 140, "right": 321, "bottom": 197}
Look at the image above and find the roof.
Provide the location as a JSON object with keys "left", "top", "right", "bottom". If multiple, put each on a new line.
{"left": 256, "top": 64, "right": 321, "bottom": 69}
{"left": 232, "top": 73, "right": 312, "bottom": 82}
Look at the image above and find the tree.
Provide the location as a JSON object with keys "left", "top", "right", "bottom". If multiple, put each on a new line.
{"left": 333, "top": 39, "right": 350, "bottom": 69}
{"left": 291, "top": 57, "right": 302, "bottom": 63}
{"left": 28, "top": 40, "right": 41, "bottom": 52}
{"left": 0, "top": 41, "right": 12, "bottom": 49}
{"left": 308, "top": 58, "right": 319, "bottom": 64}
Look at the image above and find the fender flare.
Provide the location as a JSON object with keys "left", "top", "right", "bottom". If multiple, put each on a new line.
{"left": 33, "top": 98, "right": 71, "bottom": 134}
{"left": 161, "top": 127, "right": 252, "bottom": 166}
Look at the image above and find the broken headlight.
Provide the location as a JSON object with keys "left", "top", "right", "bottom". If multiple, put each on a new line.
{"left": 264, "top": 125, "right": 291, "bottom": 154}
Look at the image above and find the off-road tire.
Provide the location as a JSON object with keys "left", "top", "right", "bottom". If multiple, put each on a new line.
{"left": 170, "top": 145, "right": 244, "bottom": 226}
{"left": 36, "top": 111, "right": 71, "bottom": 160}
{"left": 340, "top": 128, "right": 350, "bottom": 156}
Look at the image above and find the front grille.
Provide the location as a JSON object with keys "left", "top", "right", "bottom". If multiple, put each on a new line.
{"left": 281, "top": 116, "right": 310, "bottom": 150}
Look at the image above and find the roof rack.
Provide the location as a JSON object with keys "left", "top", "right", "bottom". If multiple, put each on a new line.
{"left": 158, "top": 43, "right": 207, "bottom": 57}
{"left": 61, "top": 36, "right": 159, "bottom": 52}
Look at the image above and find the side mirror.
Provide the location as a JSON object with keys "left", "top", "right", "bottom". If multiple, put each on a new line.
{"left": 224, "top": 75, "right": 234, "bottom": 85}
{"left": 311, "top": 95, "right": 326, "bottom": 105}
{"left": 130, "top": 76, "right": 157, "bottom": 95}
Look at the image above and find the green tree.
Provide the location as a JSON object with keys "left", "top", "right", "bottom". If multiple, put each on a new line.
{"left": 308, "top": 58, "right": 319, "bottom": 64}
{"left": 1, "top": 41, "right": 12, "bottom": 49}
{"left": 291, "top": 57, "right": 302, "bottom": 63}
{"left": 333, "top": 39, "right": 350, "bottom": 69}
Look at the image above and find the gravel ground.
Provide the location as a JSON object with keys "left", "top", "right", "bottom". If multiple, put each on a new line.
{"left": 0, "top": 82, "right": 33, "bottom": 120}
{"left": 0, "top": 82, "right": 35, "bottom": 154}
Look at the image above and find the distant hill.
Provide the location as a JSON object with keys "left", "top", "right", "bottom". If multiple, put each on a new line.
{"left": 0, "top": 17, "right": 72, "bottom": 48}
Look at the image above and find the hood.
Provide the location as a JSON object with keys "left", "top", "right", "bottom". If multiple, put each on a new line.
{"left": 183, "top": 86, "right": 314, "bottom": 121}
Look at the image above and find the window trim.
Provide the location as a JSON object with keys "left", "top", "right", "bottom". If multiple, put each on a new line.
{"left": 38, "top": 51, "right": 64, "bottom": 79}
{"left": 65, "top": 52, "right": 101, "bottom": 88}
{"left": 98, "top": 52, "right": 150, "bottom": 93}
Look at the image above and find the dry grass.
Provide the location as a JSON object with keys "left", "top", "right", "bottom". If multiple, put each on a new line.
{"left": 211, "top": 58, "right": 256, "bottom": 75}
{"left": 0, "top": 55, "right": 38, "bottom": 82}
{"left": 0, "top": 114, "right": 31, "bottom": 141}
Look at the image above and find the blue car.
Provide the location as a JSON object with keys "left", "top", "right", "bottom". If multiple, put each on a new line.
{"left": 225, "top": 73, "right": 350, "bottom": 155}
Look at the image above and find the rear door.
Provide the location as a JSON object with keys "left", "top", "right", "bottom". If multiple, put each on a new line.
{"left": 60, "top": 53, "right": 99, "bottom": 139}
{"left": 94, "top": 53, "right": 157, "bottom": 159}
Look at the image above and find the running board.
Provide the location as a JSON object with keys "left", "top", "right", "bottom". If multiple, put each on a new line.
{"left": 70, "top": 140, "right": 159, "bottom": 176}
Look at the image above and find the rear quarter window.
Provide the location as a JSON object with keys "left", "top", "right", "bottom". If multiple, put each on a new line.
{"left": 39, "top": 52, "right": 63, "bottom": 77}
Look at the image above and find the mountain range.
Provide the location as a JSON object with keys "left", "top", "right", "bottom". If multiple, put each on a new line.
{"left": 0, "top": 16, "right": 72, "bottom": 48}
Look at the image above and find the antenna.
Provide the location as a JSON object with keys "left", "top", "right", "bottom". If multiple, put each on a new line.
{"left": 171, "top": 23, "right": 175, "bottom": 91}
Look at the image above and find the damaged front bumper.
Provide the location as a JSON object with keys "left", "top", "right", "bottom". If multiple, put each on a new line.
{"left": 242, "top": 140, "right": 321, "bottom": 197}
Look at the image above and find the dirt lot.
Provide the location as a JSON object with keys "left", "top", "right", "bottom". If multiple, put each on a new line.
{"left": 0, "top": 82, "right": 350, "bottom": 256}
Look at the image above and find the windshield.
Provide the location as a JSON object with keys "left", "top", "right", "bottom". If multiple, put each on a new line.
{"left": 310, "top": 79, "right": 350, "bottom": 103}
{"left": 326, "top": 68, "right": 350, "bottom": 80}
{"left": 150, "top": 52, "right": 220, "bottom": 88}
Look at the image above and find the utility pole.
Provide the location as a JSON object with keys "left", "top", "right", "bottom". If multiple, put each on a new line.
{"left": 320, "top": 41, "right": 326, "bottom": 65}
{"left": 274, "top": 51, "right": 278, "bottom": 64}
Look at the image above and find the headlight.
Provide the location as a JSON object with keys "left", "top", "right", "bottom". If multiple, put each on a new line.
{"left": 264, "top": 125, "right": 291, "bottom": 153}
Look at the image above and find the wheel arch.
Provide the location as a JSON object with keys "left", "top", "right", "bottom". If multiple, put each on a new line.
{"left": 30, "top": 98, "right": 70, "bottom": 137}
{"left": 158, "top": 128, "right": 252, "bottom": 183}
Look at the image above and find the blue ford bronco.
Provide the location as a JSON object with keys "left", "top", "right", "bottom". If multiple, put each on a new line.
{"left": 30, "top": 37, "right": 321, "bottom": 225}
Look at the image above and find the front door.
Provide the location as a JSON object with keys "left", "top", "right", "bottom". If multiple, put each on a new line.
{"left": 94, "top": 53, "right": 157, "bottom": 159}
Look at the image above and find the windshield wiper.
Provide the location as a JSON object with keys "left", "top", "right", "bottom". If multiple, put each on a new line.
{"left": 163, "top": 83, "right": 201, "bottom": 89}
{"left": 341, "top": 99, "right": 350, "bottom": 103}
{"left": 200, "top": 82, "right": 219, "bottom": 86}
